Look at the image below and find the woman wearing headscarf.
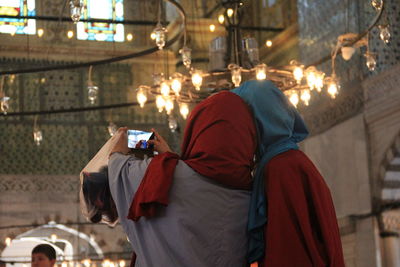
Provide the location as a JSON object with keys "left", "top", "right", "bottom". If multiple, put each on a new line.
{"left": 107, "top": 91, "right": 257, "bottom": 266}
{"left": 232, "top": 80, "right": 345, "bottom": 267}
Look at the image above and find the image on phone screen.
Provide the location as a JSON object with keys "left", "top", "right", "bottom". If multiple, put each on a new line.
{"left": 127, "top": 130, "right": 154, "bottom": 149}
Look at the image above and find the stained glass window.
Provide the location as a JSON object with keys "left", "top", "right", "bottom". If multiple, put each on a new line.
{"left": 77, "top": 0, "right": 124, "bottom": 42}
{"left": 0, "top": 0, "right": 36, "bottom": 35}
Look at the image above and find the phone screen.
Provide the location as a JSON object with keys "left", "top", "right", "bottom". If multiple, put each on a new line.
{"left": 127, "top": 130, "right": 154, "bottom": 149}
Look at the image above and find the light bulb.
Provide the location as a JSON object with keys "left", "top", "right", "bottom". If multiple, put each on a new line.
{"left": 5, "top": 237, "right": 11, "bottom": 246}
{"left": 70, "top": 0, "right": 83, "bottom": 23}
{"left": 136, "top": 86, "right": 148, "bottom": 108}
{"left": 325, "top": 75, "right": 340, "bottom": 99}
{"left": 228, "top": 64, "right": 241, "bottom": 87}
{"left": 179, "top": 103, "right": 189, "bottom": 119}
{"left": 165, "top": 99, "right": 174, "bottom": 114}
{"left": 170, "top": 74, "right": 182, "bottom": 95}
{"left": 168, "top": 116, "right": 178, "bottom": 132}
{"left": 37, "top": 28, "right": 44, "bottom": 37}
{"left": 265, "top": 40, "right": 272, "bottom": 47}
{"left": 33, "top": 128, "right": 43, "bottom": 146}
{"left": 379, "top": 25, "right": 390, "bottom": 44}
{"left": 289, "top": 92, "right": 299, "bottom": 107}
{"left": 255, "top": 64, "right": 267, "bottom": 80}
{"left": 290, "top": 60, "right": 304, "bottom": 84}
{"left": 67, "top": 30, "right": 74, "bottom": 39}
{"left": 371, "top": 0, "right": 382, "bottom": 10}
{"left": 293, "top": 67, "right": 303, "bottom": 84}
{"left": 87, "top": 85, "right": 98, "bottom": 104}
{"left": 1, "top": 96, "right": 10, "bottom": 114}
{"left": 50, "top": 234, "right": 57, "bottom": 243}
{"left": 102, "top": 260, "right": 110, "bottom": 267}
{"left": 191, "top": 70, "right": 203, "bottom": 90}
{"left": 153, "top": 22, "right": 167, "bottom": 50}
{"left": 160, "top": 82, "right": 170, "bottom": 97}
{"left": 150, "top": 32, "right": 156, "bottom": 40}
{"left": 62, "top": 262, "right": 68, "bottom": 267}
{"left": 126, "top": 33, "right": 133, "bottom": 41}
{"left": 305, "top": 66, "right": 317, "bottom": 90}
{"left": 300, "top": 89, "right": 311, "bottom": 106}
{"left": 218, "top": 14, "right": 225, "bottom": 24}
{"left": 179, "top": 46, "right": 192, "bottom": 69}
{"left": 315, "top": 72, "right": 325, "bottom": 92}
{"left": 365, "top": 52, "right": 376, "bottom": 71}
{"left": 83, "top": 259, "right": 91, "bottom": 267}
{"left": 107, "top": 122, "right": 117, "bottom": 137}
{"left": 156, "top": 95, "right": 165, "bottom": 112}
{"left": 209, "top": 24, "right": 215, "bottom": 32}
{"left": 227, "top": 8, "right": 234, "bottom": 17}
{"left": 119, "top": 261, "right": 125, "bottom": 267}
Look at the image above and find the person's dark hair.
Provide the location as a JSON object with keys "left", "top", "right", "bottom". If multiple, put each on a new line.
{"left": 32, "top": 244, "right": 56, "bottom": 260}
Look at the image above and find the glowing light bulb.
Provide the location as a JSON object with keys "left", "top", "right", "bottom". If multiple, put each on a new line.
{"left": 325, "top": 75, "right": 340, "bottom": 99}
{"left": 300, "top": 89, "right": 311, "bottom": 106}
{"left": 218, "top": 14, "right": 225, "bottom": 24}
{"left": 165, "top": 99, "right": 174, "bottom": 114}
{"left": 33, "top": 128, "right": 43, "bottom": 146}
{"left": 371, "top": 0, "right": 382, "bottom": 10}
{"left": 305, "top": 66, "right": 317, "bottom": 90}
{"left": 227, "top": 8, "right": 234, "bottom": 17}
{"left": 87, "top": 84, "right": 98, "bottom": 104}
{"left": 153, "top": 22, "right": 167, "bottom": 50}
{"left": 265, "top": 40, "right": 272, "bottom": 47}
{"left": 5, "top": 237, "right": 11, "bottom": 246}
{"left": 67, "top": 30, "right": 74, "bottom": 39}
{"left": 51, "top": 234, "right": 57, "bottom": 243}
{"left": 171, "top": 74, "right": 182, "bottom": 95}
{"left": 290, "top": 60, "right": 304, "bottom": 84}
{"left": 62, "top": 262, "right": 68, "bottom": 267}
{"left": 228, "top": 64, "right": 241, "bottom": 87}
{"left": 156, "top": 95, "right": 166, "bottom": 112}
{"left": 37, "top": 28, "right": 44, "bottom": 37}
{"left": 179, "top": 46, "right": 192, "bottom": 69}
{"left": 191, "top": 70, "right": 203, "bottom": 91}
{"left": 168, "top": 116, "right": 178, "bottom": 132}
{"left": 150, "top": 32, "right": 156, "bottom": 40}
{"left": 255, "top": 64, "right": 267, "bottom": 80}
{"left": 365, "top": 52, "right": 376, "bottom": 71}
{"left": 70, "top": 0, "right": 84, "bottom": 23}
{"left": 1, "top": 96, "right": 10, "bottom": 114}
{"left": 379, "top": 25, "right": 390, "bottom": 44}
{"left": 83, "top": 259, "right": 91, "bottom": 267}
{"left": 315, "top": 72, "right": 325, "bottom": 92}
{"left": 126, "top": 33, "right": 133, "bottom": 41}
{"left": 107, "top": 122, "right": 117, "bottom": 137}
{"left": 289, "top": 92, "right": 299, "bottom": 107}
{"left": 119, "top": 261, "right": 125, "bottom": 267}
{"left": 136, "top": 86, "right": 148, "bottom": 108}
{"left": 179, "top": 103, "right": 189, "bottom": 119}
{"left": 160, "top": 82, "right": 170, "bottom": 97}
{"left": 209, "top": 24, "right": 215, "bottom": 32}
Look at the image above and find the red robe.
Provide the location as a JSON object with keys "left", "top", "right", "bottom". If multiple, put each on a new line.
{"left": 261, "top": 150, "right": 345, "bottom": 267}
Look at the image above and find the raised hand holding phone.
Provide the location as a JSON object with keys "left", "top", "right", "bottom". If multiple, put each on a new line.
{"left": 148, "top": 128, "right": 172, "bottom": 154}
{"left": 109, "top": 127, "right": 130, "bottom": 156}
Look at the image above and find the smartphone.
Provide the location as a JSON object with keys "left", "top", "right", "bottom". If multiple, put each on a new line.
{"left": 127, "top": 130, "right": 154, "bottom": 150}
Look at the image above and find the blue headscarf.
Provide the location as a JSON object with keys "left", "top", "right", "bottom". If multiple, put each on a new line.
{"left": 232, "top": 80, "right": 309, "bottom": 263}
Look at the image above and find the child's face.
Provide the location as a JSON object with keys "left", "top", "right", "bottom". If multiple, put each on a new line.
{"left": 31, "top": 253, "right": 55, "bottom": 267}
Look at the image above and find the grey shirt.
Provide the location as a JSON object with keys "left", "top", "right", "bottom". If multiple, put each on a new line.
{"left": 108, "top": 153, "right": 250, "bottom": 267}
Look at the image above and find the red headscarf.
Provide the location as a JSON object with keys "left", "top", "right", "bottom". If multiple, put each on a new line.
{"left": 128, "top": 91, "right": 256, "bottom": 221}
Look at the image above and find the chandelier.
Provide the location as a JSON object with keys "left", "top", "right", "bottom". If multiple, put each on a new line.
{"left": 133, "top": 0, "right": 390, "bottom": 121}
{"left": 134, "top": 0, "right": 339, "bottom": 121}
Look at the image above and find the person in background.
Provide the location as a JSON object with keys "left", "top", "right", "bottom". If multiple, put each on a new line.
{"left": 232, "top": 80, "right": 345, "bottom": 267}
{"left": 31, "top": 244, "right": 56, "bottom": 267}
{"left": 108, "top": 90, "right": 257, "bottom": 266}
